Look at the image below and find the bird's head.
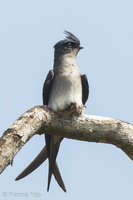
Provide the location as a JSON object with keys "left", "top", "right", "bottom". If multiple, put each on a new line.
{"left": 54, "top": 31, "right": 83, "bottom": 58}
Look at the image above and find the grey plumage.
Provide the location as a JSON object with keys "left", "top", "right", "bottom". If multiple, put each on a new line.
{"left": 15, "top": 146, "right": 66, "bottom": 191}
{"left": 15, "top": 31, "right": 89, "bottom": 192}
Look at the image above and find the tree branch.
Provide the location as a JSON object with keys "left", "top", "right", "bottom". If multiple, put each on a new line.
{"left": 0, "top": 105, "right": 133, "bottom": 174}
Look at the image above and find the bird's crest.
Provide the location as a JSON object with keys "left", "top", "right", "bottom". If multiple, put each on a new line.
{"left": 64, "top": 30, "right": 80, "bottom": 45}
{"left": 53, "top": 31, "right": 81, "bottom": 49}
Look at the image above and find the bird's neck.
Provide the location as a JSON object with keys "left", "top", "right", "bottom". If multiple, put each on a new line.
{"left": 54, "top": 54, "right": 77, "bottom": 68}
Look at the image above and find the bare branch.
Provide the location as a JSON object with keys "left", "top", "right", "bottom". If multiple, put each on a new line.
{"left": 0, "top": 105, "right": 133, "bottom": 174}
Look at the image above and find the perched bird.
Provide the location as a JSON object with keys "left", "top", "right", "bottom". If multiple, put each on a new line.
{"left": 15, "top": 31, "right": 89, "bottom": 192}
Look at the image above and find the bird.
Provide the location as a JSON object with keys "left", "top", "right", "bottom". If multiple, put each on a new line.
{"left": 15, "top": 31, "right": 89, "bottom": 192}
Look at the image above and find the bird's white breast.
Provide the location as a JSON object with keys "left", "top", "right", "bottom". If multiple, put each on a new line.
{"left": 48, "top": 67, "right": 83, "bottom": 112}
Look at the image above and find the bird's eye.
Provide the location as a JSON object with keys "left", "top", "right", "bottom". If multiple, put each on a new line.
{"left": 65, "top": 42, "right": 73, "bottom": 48}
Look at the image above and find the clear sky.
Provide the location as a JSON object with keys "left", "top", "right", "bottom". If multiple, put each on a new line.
{"left": 0, "top": 0, "right": 133, "bottom": 199}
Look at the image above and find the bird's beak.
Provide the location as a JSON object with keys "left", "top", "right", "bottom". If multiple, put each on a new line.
{"left": 79, "top": 46, "right": 84, "bottom": 50}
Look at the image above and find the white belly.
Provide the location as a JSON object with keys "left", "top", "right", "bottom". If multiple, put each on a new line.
{"left": 48, "top": 74, "right": 83, "bottom": 112}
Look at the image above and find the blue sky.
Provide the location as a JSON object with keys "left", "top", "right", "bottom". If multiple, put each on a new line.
{"left": 0, "top": 0, "right": 133, "bottom": 199}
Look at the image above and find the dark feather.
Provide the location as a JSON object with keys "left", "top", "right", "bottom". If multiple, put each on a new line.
{"left": 16, "top": 69, "right": 66, "bottom": 192}
{"left": 81, "top": 74, "right": 89, "bottom": 105}
{"left": 15, "top": 146, "right": 66, "bottom": 192}
{"left": 42, "top": 70, "right": 54, "bottom": 105}
{"left": 47, "top": 137, "right": 63, "bottom": 191}
{"left": 15, "top": 147, "right": 47, "bottom": 181}
{"left": 43, "top": 70, "right": 65, "bottom": 191}
{"left": 64, "top": 30, "right": 80, "bottom": 45}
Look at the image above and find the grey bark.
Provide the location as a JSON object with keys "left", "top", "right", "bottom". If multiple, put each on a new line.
{"left": 0, "top": 105, "right": 133, "bottom": 174}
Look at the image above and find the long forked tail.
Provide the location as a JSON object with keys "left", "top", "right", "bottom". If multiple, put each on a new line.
{"left": 47, "top": 136, "right": 62, "bottom": 191}
{"left": 15, "top": 146, "right": 66, "bottom": 192}
{"left": 15, "top": 147, "right": 47, "bottom": 180}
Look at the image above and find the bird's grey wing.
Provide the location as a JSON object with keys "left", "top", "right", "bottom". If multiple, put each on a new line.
{"left": 43, "top": 71, "right": 64, "bottom": 191}
{"left": 43, "top": 70, "right": 54, "bottom": 105}
{"left": 15, "top": 70, "right": 66, "bottom": 192}
{"left": 43, "top": 70, "right": 66, "bottom": 191}
{"left": 81, "top": 74, "right": 89, "bottom": 105}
